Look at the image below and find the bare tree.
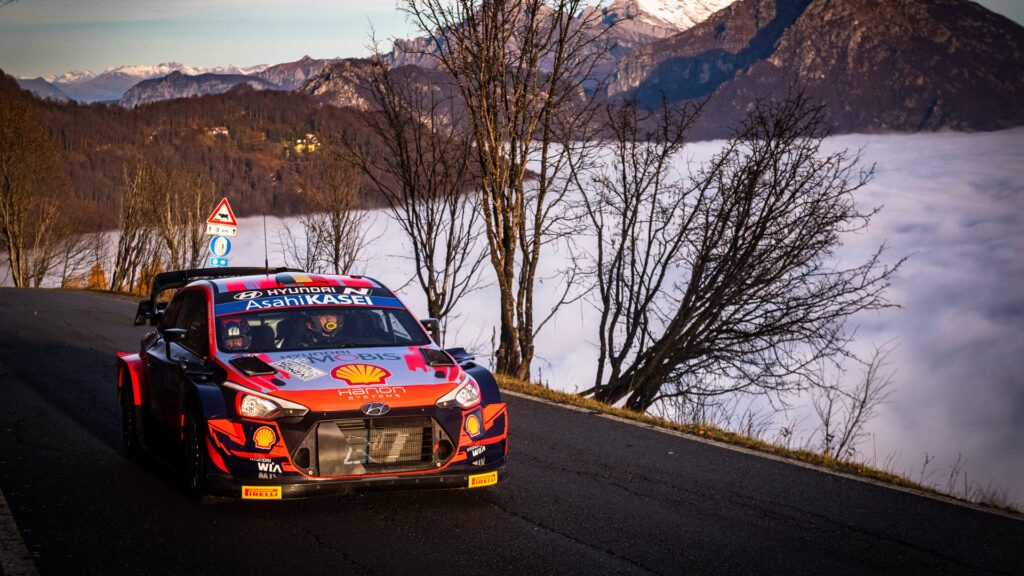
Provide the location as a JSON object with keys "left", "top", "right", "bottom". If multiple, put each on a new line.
{"left": 152, "top": 166, "right": 213, "bottom": 270}
{"left": 281, "top": 156, "right": 370, "bottom": 274}
{"left": 110, "top": 162, "right": 159, "bottom": 292}
{"left": 812, "top": 345, "right": 894, "bottom": 459}
{"left": 340, "top": 50, "right": 486, "bottom": 324}
{"left": 399, "top": 0, "right": 615, "bottom": 378}
{"left": 55, "top": 226, "right": 106, "bottom": 289}
{"left": 279, "top": 219, "right": 326, "bottom": 273}
{"left": 0, "top": 89, "right": 68, "bottom": 287}
{"left": 577, "top": 97, "right": 700, "bottom": 394}
{"left": 581, "top": 94, "right": 903, "bottom": 413}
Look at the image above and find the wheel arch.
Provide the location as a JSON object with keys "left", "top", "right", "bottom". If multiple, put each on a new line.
{"left": 466, "top": 364, "right": 502, "bottom": 405}
{"left": 116, "top": 353, "right": 144, "bottom": 406}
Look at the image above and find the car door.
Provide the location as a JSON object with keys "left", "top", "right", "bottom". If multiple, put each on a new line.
{"left": 143, "top": 293, "right": 183, "bottom": 433}
{"left": 144, "top": 291, "right": 209, "bottom": 435}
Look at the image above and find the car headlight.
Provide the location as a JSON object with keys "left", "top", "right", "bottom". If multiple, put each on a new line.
{"left": 238, "top": 394, "right": 280, "bottom": 418}
{"left": 223, "top": 381, "right": 309, "bottom": 420}
{"left": 436, "top": 373, "right": 481, "bottom": 409}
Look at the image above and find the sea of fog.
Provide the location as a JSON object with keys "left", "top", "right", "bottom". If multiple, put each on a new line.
{"left": 4, "top": 128, "right": 1022, "bottom": 505}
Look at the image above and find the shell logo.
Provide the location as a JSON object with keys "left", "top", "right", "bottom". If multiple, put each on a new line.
{"left": 465, "top": 414, "right": 481, "bottom": 436}
{"left": 331, "top": 364, "right": 392, "bottom": 386}
{"left": 253, "top": 426, "right": 277, "bottom": 450}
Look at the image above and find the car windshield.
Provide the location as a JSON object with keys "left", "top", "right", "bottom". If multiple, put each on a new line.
{"left": 215, "top": 306, "right": 430, "bottom": 353}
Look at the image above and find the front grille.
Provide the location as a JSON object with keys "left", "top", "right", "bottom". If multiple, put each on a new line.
{"left": 291, "top": 416, "right": 452, "bottom": 477}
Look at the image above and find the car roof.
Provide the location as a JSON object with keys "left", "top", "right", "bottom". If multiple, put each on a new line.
{"left": 202, "top": 271, "right": 390, "bottom": 296}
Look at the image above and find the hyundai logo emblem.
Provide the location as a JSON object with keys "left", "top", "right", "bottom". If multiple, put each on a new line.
{"left": 233, "top": 291, "right": 263, "bottom": 300}
{"left": 361, "top": 402, "right": 390, "bottom": 416}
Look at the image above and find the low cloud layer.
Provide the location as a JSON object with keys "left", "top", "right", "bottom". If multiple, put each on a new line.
{"left": 216, "top": 128, "right": 1024, "bottom": 505}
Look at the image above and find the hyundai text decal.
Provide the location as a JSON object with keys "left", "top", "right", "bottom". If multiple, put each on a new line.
{"left": 230, "top": 286, "right": 371, "bottom": 300}
{"left": 215, "top": 294, "right": 404, "bottom": 315}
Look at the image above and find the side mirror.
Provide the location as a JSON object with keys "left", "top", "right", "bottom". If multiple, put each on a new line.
{"left": 135, "top": 301, "right": 167, "bottom": 326}
{"left": 419, "top": 318, "right": 440, "bottom": 344}
{"left": 134, "top": 301, "right": 153, "bottom": 326}
{"left": 151, "top": 302, "right": 167, "bottom": 326}
{"left": 161, "top": 327, "right": 187, "bottom": 358}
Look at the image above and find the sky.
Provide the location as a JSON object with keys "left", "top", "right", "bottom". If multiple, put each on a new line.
{"left": 1, "top": 0, "right": 1022, "bottom": 78}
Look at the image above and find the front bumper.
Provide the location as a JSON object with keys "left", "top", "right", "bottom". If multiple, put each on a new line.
{"left": 202, "top": 402, "right": 508, "bottom": 500}
{"left": 205, "top": 458, "right": 507, "bottom": 499}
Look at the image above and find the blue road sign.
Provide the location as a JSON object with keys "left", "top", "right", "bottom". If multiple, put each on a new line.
{"left": 209, "top": 235, "right": 232, "bottom": 257}
{"left": 210, "top": 257, "right": 229, "bottom": 267}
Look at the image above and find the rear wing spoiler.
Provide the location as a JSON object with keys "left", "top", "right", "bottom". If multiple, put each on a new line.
{"left": 133, "top": 267, "right": 303, "bottom": 326}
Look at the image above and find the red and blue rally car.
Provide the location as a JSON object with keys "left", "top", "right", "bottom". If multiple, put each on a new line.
{"left": 116, "top": 268, "right": 507, "bottom": 500}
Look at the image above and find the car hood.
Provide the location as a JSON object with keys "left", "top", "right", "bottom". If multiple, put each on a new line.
{"left": 217, "top": 345, "right": 465, "bottom": 411}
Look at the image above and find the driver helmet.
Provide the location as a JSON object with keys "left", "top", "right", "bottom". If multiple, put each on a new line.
{"left": 310, "top": 310, "right": 342, "bottom": 339}
{"left": 221, "top": 317, "right": 252, "bottom": 351}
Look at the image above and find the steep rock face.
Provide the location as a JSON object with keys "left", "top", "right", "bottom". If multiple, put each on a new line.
{"left": 387, "top": 1, "right": 735, "bottom": 75}
{"left": 616, "top": 0, "right": 739, "bottom": 31}
{"left": 255, "top": 56, "right": 340, "bottom": 91}
{"left": 610, "top": 0, "right": 1024, "bottom": 136}
{"left": 118, "top": 72, "right": 278, "bottom": 108}
{"left": 703, "top": 0, "right": 1024, "bottom": 134}
{"left": 300, "top": 59, "right": 378, "bottom": 110}
{"left": 607, "top": 0, "right": 812, "bottom": 99}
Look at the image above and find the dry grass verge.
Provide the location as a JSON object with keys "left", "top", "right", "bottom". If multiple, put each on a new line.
{"left": 496, "top": 375, "right": 1021, "bottom": 516}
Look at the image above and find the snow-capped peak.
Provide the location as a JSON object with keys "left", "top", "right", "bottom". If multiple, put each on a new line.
{"left": 44, "top": 70, "right": 96, "bottom": 85}
{"left": 608, "top": 0, "right": 738, "bottom": 32}
{"left": 98, "top": 62, "right": 269, "bottom": 80}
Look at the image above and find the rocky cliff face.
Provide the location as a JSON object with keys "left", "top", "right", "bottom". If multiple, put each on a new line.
{"left": 300, "top": 59, "right": 378, "bottom": 110}
{"left": 386, "top": 1, "right": 733, "bottom": 75}
{"left": 255, "top": 56, "right": 340, "bottom": 91}
{"left": 609, "top": 0, "right": 1024, "bottom": 136}
{"left": 301, "top": 58, "right": 461, "bottom": 112}
{"left": 118, "top": 72, "right": 279, "bottom": 108}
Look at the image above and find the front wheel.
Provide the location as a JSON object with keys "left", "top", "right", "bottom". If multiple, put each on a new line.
{"left": 183, "top": 408, "right": 209, "bottom": 500}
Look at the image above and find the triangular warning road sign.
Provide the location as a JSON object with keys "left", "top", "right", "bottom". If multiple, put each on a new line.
{"left": 206, "top": 198, "right": 238, "bottom": 226}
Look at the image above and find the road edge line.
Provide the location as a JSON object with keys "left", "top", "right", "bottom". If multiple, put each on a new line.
{"left": 0, "top": 486, "right": 38, "bottom": 576}
{"left": 501, "top": 389, "right": 1023, "bottom": 522}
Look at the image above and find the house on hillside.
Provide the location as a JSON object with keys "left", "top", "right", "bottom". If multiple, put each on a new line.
{"left": 293, "top": 133, "right": 320, "bottom": 153}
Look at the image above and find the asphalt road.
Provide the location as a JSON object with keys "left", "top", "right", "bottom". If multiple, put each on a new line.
{"left": 0, "top": 288, "right": 1021, "bottom": 575}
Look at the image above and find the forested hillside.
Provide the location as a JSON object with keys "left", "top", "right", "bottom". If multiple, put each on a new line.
{"left": 2, "top": 72, "right": 376, "bottom": 231}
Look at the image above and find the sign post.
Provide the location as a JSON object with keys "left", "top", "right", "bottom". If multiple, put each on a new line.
{"left": 206, "top": 198, "right": 238, "bottom": 237}
{"left": 206, "top": 198, "right": 238, "bottom": 267}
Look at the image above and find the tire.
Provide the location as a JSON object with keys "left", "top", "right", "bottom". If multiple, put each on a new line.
{"left": 183, "top": 407, "right": 209, "bottom": 501}
{"left": 120, "top": 378, "right": 140, "bottom": 461}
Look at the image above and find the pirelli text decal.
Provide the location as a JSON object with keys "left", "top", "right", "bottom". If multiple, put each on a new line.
{"left": 242, "top": 486, "right": 282, "bottom": 500}
{"left": 468, "top": 471, "right": 498, "bottom": 488}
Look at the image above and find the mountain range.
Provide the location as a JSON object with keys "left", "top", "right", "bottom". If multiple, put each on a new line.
{"left": 12, "top": 0, "right": 1024, "bottom": 137}
{"left": 20, "top": 62, "right": 270, "bottom": 103}
{"left": 608, "top": 0, "right": 1024, "bottom": 136}
{"left": 301, "top": 0, "right": 1024, "bottom": 137}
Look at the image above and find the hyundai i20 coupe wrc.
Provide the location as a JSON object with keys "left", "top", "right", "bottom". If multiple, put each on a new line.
{"left": 116, "top": 268, "right": 507, "bottom": 500}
